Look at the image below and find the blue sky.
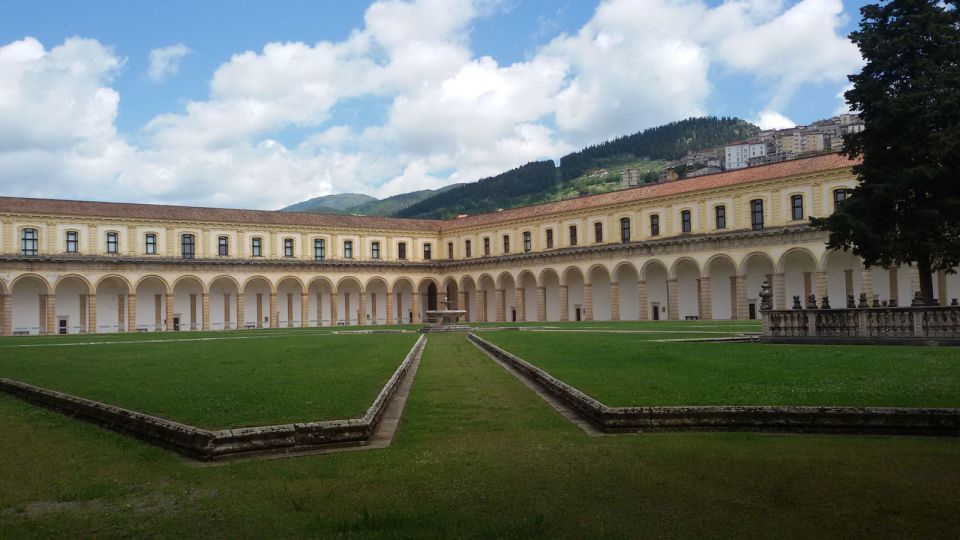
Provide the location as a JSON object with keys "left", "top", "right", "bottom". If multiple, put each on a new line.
{"left": 0, "top": 0, "right": 870, "bottom": 209}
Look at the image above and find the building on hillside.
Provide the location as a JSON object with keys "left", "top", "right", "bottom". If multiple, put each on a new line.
{"left": 620, "top": 168, "right": 642, "bottom": 188}
{"left": 723, "top": 141, "right": 769, "bottom": 170}
{"left": 1, "top": 153, "right": 958, "bottom": 336}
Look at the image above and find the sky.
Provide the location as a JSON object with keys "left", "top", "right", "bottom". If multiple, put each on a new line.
{"left": 0, "top": 0, "right": 870, "bottom": 210}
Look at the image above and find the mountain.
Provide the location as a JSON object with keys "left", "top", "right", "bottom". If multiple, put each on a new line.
{"left": 281, "top": 193, "right": 376, "bottom": 214}
{"left": 398, "top": 116, "right": 758, "bottom": 219}
{"left": 280, "top": 186, "right": 462, "bottom": 216}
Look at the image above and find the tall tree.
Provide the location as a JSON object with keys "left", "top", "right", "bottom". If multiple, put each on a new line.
{"left": 813, "top": 0, "right": 960, "bottom": 303}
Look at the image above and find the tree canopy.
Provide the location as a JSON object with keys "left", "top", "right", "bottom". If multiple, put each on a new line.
{"left": 813, "top": 0, "right": 960, "bottom": 302}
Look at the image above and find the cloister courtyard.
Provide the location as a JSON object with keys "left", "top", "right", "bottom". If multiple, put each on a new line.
{"left": 1, "top": 321, "right": 958, "bottom": 538}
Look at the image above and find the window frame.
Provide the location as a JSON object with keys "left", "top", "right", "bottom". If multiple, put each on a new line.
{"left": 523, "top": 231, "right": 532, "bottom": 253}
{"left": 483, "top": 237, "right": 490, "bottom": 256}
{"left": 344, "top": 240, "right": 354, "bottom": 259}
{"left": 569, "top": 225, "right": 578, "bottom": 246}
{"left": 680, "top": 210, "right": 692, "bottom": 233}
{"left": 145, "top": 233, "right": 157, "bottom": 255}
{"left": 650, "top": 214, "right": 660, "bottom": 236}
{"left": 465, "top": 239, "right": 472, "bottom": 258}
{"left": 750, "top": 199, "right": 764, "bottom": 230}
{"left": 594, "top": 222, "right": 603, "bottom": 243}
{"left": 314, "top": 238, "right": 326, "bottom": 261}
{"left": 251, "top": 237, "right": 263, "bottom": 257}
{"left": 545, "top": 228, "right": 554, "bottom": 249}
{"left": 371, "top": 241, "right": 380, "bottom": 260}
{"left": 218, "top": 235, "right": 229, "bottom": 256}
{"left": 790, "top": 194, "right": 804, "bottom": 221}
{"left": 447, "top": 241, "right": 454, "bottom": 259}
{"left": 106, "top": 231, "right": 119, "bottom": 254}
{"left": 423, "top": 242, "right": 432, "bottom": 260}
{"left": 181, "top": 233, "right": 196, "bottom": 259}
{"left": 620, "top": 217, "right": 631, "bottom": 243}
{"left": 833, "top": 188, "right": 850, "bottom": 211}
{"left": 398, "top": 242, "right": 407, "bottom": 260}
{"left": 65, "top": 230, "right": 79, "bottom": 253}
{"left": 502, "top": 234, "right": 510, "bottom": 254}
{"left": 283, "top": 237, "right": 294, "bottom": 258}
{"left": 715, "top": 205, "right": 726, "bottom": 229}
{"left": 21, "top": 228, "right": 39, "bottom": 256}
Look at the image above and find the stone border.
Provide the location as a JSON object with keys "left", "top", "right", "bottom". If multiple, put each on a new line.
{"left": 0, "top": 334, "right": 427, "bottom": 460}
{"left": 468, "top": 333, "right": 959, "bottom": 436}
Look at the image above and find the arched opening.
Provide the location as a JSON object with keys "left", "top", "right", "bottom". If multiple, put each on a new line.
{"left": 460, "top": 276, "right": 477, "bottom": 322}
{"left": 442, "top": 278, "right": 459, "bottom": 311}
{"left": 823, "top": 251, "right": 863, "bottom": 308}
{"left": 243, "top": 276, "right": 272, "bottom": 328}
{"left": 53, "top": 275, "right": 91, "bottom": 334}
{"left": 95, "top": 276, "right": 132, "bottom": 333}
{"left": 392, "top": 278, "right": 415, "bottom": 325}
{"left": 673, "top": 259, "right": 701, "bottom": 320}
{"left": 539, "top": 269, "right": 561, "bottom": 322}
{"left": 614, "top": 263, "right": 640, "bottom": 321}
{"left": 11, "top": 275, "right": 52, "bottom": 335}
{"left": 497, "top": 272, "right": 517, "bottom": 322}
{"left": 741, "top": 253, "right": 775, "bottom": 318}
{"left": 172, "top": 276, "right": 204, "bottom": 331}
{"left": 517, "top": 271, "right": 538, "bottom": 322}
{"left": 307, "top": 277, "right": 335, "bottom": 326}
{"left": 209, "top": 276, "right": 240, "bottom": 331}
{"left": 276, "top": 277, "right": 305, "bottom": 328}
{"left": 642, "top": 261, "right": 669, "bottom": 321}
{"left": 366, "top": 277, "right": 389, "bottom": 325}
{"left": 477, "top": 274, "right": 497, "bottom": 322}
{"left": 780, "top": 250, "right": 818, "bottom": 310}
{"left": 706, "top": 256, "right": 737, "bottom": 320}
{"left": 587, "top": 265, "right": 612, "bottom": 321}
{"left": 337, "top": 277, "right": 363, "bottom": 326}
{"left": 562, "top": 267, "right": 586, "bottom": 322}
{"left": 135, "top": 276, "right": 169, "bottom": 332}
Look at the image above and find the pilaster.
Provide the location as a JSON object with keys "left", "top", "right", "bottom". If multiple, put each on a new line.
{"left": 536, "top": 287, "right": 546, "bottom": 322}
{"left": 128, "top": 294, "right": 137, "bottom": 332}
{"left": 301, "top": 293, "right": 309, "bottom": 327}
{"left": 937, "top": 270, "right": 947, "bottom": 306}
{"left": 386, "top": 291, "right": 394, "bottom": 325}
{"left": 638, "top": 281, "right": 648, "bottom": 320}
{"left": 514, "top": 288, "right": 525, "bottom": 322}
{"left": 255, "top": 293, "right": 263, "bottom": 328}
{"left": 559, "top": 285, "right": 569, "bottom": 321}
{"left": 189, "top": 293, "right": 198, "bottom": 331}
{"left": 698, "top": 277, "right": 711, "bottom": 320}
{"left": 79, "top": 294, "right": 87, "bottom": 333}
{"left": 815, "top": 271, "right": 828, "bottom": 301}
{"left": 610, "top": 282, "right": 620, "bottom": 321}
{"left": 476, "top": 291, "right": 486, "bottom": 322}
{"left": 411, "top": 292, "right": 419, "bottom": 324}
{"left": 201, "top": 293, "right": 210, "bottom": 331}
{"left": 495, "top": 289, "right": 505, "bottom": 322}
{"left": 666, "top": 279, "right": 679, "bottom": 320}
{"left": 224, "top": 293, "right": 232, "bottom": 330}
{"left": 861, "top": 269, "right": 875, "bottom": 305}
{"left": 269, "top": 293, "right": 277, "bottom": 328}
{"left": 889, "top": 267, "right": 899, "bottom": 304}
{"left": 286, "top": 293, "right": 294, "bottom": 328}
{"left": 90, "top": 294, "right": 99, "bottom": 334}
{"left": 583, "top": 283, "right": 593, "bottom": 321}
{"left": 117, "top": 295, "right": 125, "bottom": 333}
{"left": 0, "top": 294, "right": 10, "bottom": 336}
{"left": 772, "top": 273, "right": 786, "bottom": 310}
{"left": 236, "top": 293, "right": 245, "bottom": 329}
{"left": 165, "top": 293, "right": 175, "bottom": 331}
{"left": 358, "top": 292, "right": 366, "bottom": 326}
{"left": 330, "top": 293, "right": 339, "bottom": 326}
{"left": 734, "top": 275, "right": 748, "bottom": 320}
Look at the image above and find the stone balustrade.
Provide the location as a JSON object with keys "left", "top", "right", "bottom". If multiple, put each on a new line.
{"left": 762, "top": 305, "right": 960, "bottom": 344}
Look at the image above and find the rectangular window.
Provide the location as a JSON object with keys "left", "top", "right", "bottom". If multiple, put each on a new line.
{"left": 66, "top": 231, "right": 78, "bottom": 253}
{"left": 314, "top": 238, "right": 325, "bottom": 261}
{"left": 620, "top": 218, "right": 631, "bottom": 242}
{"left": 681, "top": 210, "right": 692, "bottom": 233}
{"left": 594, "top": 222, "right": 603, "bottom": 243}
{"left": 447, "top": 242, "right": 454, "bottom": 259}
{"left": 503, "top": 235, "right": 510, "bottom": 254}
{"left": 344, "top": 240, "right": 353, "bottom": 259}
{"left": 145, "top": 233, "right": 157, "bottom": 254}
{"left": 523, "top": 231, "right": 532, "bottom": 252}
{"left": 284, "top": 238, "right": 294, "bottom": 258}
{"left": 251, "top": 237, "right": 262, "bottom": 257}
{"left": 423, "top": 243, "right": 431, "bottom": 260}
{"left": 833, "top": 188, "right": 850, "bottom": 210}
{"left": 791, "top": 194, "right": 804, "bottom": 220}
{"left": 546, "top": 229, "right": 554, "bottom": 249}
{"left": 483, "top": 237, "right": 490, "bottom": 256}
{"left": 371, "top": 241, "right": 380, "bottom": 259}
{"left": 181, "top": 234, "right": 195, "bottom": 259}
{"left": 218, "top": 235, "right": 229, "bottom": 256}
{"left": 569, "top": 225, "right": 578, "bottom": 246}
{"left": 715, "top": 205, "right": 726, "bottom": 229}
{"left": 21, "top": 228, "right": 38, "bottom": 256}
{"left": 398, "top": 242, "right": 407, "bottom": 260}
{"left": 465, "top": 239, "right": 472, "bottom": 257}
{"left": 751, "top": 199, "right": 764, "bottom": 230}
{"left": 650, "top": 215, "right": 660, "bottom": 236}
{"left": 106, "top": 232, "right": 118, "bottom": 254}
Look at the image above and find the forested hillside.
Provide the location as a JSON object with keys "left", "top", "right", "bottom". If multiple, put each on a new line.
{"left": 397, "top": 117, "right": 757, "bottom": 219}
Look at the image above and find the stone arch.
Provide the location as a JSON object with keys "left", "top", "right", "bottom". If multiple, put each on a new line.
{"left": 135, "top": 275, "right": 170, "bottom": 332}
{"left": 497, "top": 272, "right": 518, "bottom": 322}
{"left": 94, "top": 275, "right": 133, "bottom": 333}
{"left": 276, "top": 276, "right": 306, "bottom": 328}
{"left": 538, "top": 268, "right": 561, "bottom": 321}
{"left": 822, "top": 250, "right": 865, "bottom": 308}
{"left": 10, "top": 274, "right": 53, "bottom": 335}
{"left": 391, "top": 277, "right": 416, "bottom": 325}
{"left": 668, "top": 257, "right": 701, "bottom": 280}
{"left": 613, "top": 262, "right": 640, "bottom": 321}
{"left": 495, "top": 271, "right": 516, "bottom": 290}
{"left": 477, "top": 273, "right": 497, "bottom": 322}
{"left": 459, "top": 275, "right": 478, "bottom": 322}
{"left": 0, "top": 278, "right": 7, "bottom": 295}
{"left": 337, "top": 276, "right": 364, "bottom": 326}
{"left": 442, "top": 277, "right": 459, "bottom": 312}
{"left": 307, "top": 276, "right": 336, "bottom": 327}
{"left": 242, "top": 276, "right": 273, "bottom": 328}
{"left": 365, "top": 276, "right": 390, "bottom": 325}
{"left": 779, "top": 248, "right": 819, "bottom": 310}
{"left": 53, "top": 274, "right": 93, "bottom": 335}
{"left": 209, "top": 275, "right": 241, "bottom": 331}
{"left": 516, "top": 269, "right": 538, "bottom": 322}
{"left": 242, "top": 275, "right": 274, "bottom": 295}
{"left": 706, "top": 254, "right": 738, "bottom": 320}
{"left": 95, "top": 274, "right": 134, "bottom": 295}
{"left": 672, "top": 258, "right": 702, "bottom": 320}
{"left": 641, "top": 260, "right": 669, "bottom": 321}
{"left": 562, "top": 266, "right": 586, "bottom": 321}
{"left": 587, "top": 265, "right": 612, "bottom": 321}
{"left": 172, "top": 275, "right": 205, "bottom": 331}
{"left": 740, "top": 252, "right": 776, "bottom": 318}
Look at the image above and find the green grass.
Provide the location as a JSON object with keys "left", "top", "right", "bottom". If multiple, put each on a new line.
{"left": 0, "top": 333, "right": 958, "bottom": 538}
{"left": 0, "top": 332, "right": 418, "bottom": 429}
{"left": 481, "top": 332, "right": 960, "bottom": 408}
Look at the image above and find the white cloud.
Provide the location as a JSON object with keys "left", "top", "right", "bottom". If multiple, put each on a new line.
{"left": 147, "top": 43, "right": 191, "bottom": 83}
{"left": 754, "top": 110, "right": 796, "bottom": 130}
{"left": 0, "top": 0, "right": 866, "bottom": 210}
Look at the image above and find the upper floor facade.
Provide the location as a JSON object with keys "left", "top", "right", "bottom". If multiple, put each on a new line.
{"left": 0, "top": 153, "right": 858, "bottom": 266}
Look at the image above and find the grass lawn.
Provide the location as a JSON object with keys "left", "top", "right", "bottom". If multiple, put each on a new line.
{"left": 0, "top": 332, "right": 418, "bottom": 429}
{"left": 0, "top": 333, "right": 957, "bottom": 537}
{"left": 481, "top": 332, "right": 960, "bottom": 408}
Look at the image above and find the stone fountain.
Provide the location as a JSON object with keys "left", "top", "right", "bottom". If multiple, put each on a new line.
{"left": 421, "top": 295, "right": 469, "bottom": 333}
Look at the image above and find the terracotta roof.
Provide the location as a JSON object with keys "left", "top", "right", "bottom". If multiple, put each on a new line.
{"left": 0, "top": 196, "right": 443, "bottom": 233}
{"left": 442, "top": 153, "right": 860, "bottom": 231}
{"left": 0, "top": 153, "right": 859, "bottom": 234}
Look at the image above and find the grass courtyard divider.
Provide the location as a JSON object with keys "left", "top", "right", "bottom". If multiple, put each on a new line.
{"left": 469, "top": 333, "right": 960, "bottom": 436}
{"left": 0, "top": 333, "right": 426, "bottom": 460}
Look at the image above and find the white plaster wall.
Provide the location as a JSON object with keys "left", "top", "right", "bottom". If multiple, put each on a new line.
{"left": 709, "top": 262, "right": 735, "bottom": 320}
{"left": 645, "top": 265, "right": 668, "bottom": 320}
{"left": 676, "top": 264, "right": 699, "bottom": 319}
{"left": 96, "top": 281, "right": 125, "bottom": 332}
{"left": 591, "top": 274, "right": 611, "bottom": 321}
{"left": 615, "top": 266, "right": 640, "bottom": 320}
{"left": 12, "top": 280, "right": 43, "bottom": 333}
{"left": 54, "top": 280, "right": 85, "bottom": 333}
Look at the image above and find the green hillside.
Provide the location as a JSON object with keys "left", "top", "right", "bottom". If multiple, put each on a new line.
{"left": 281, "top": 186, "right": 463, "bottom": 217}
{"left": 281, "top": 193, "right": 376, "bottom": 213}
